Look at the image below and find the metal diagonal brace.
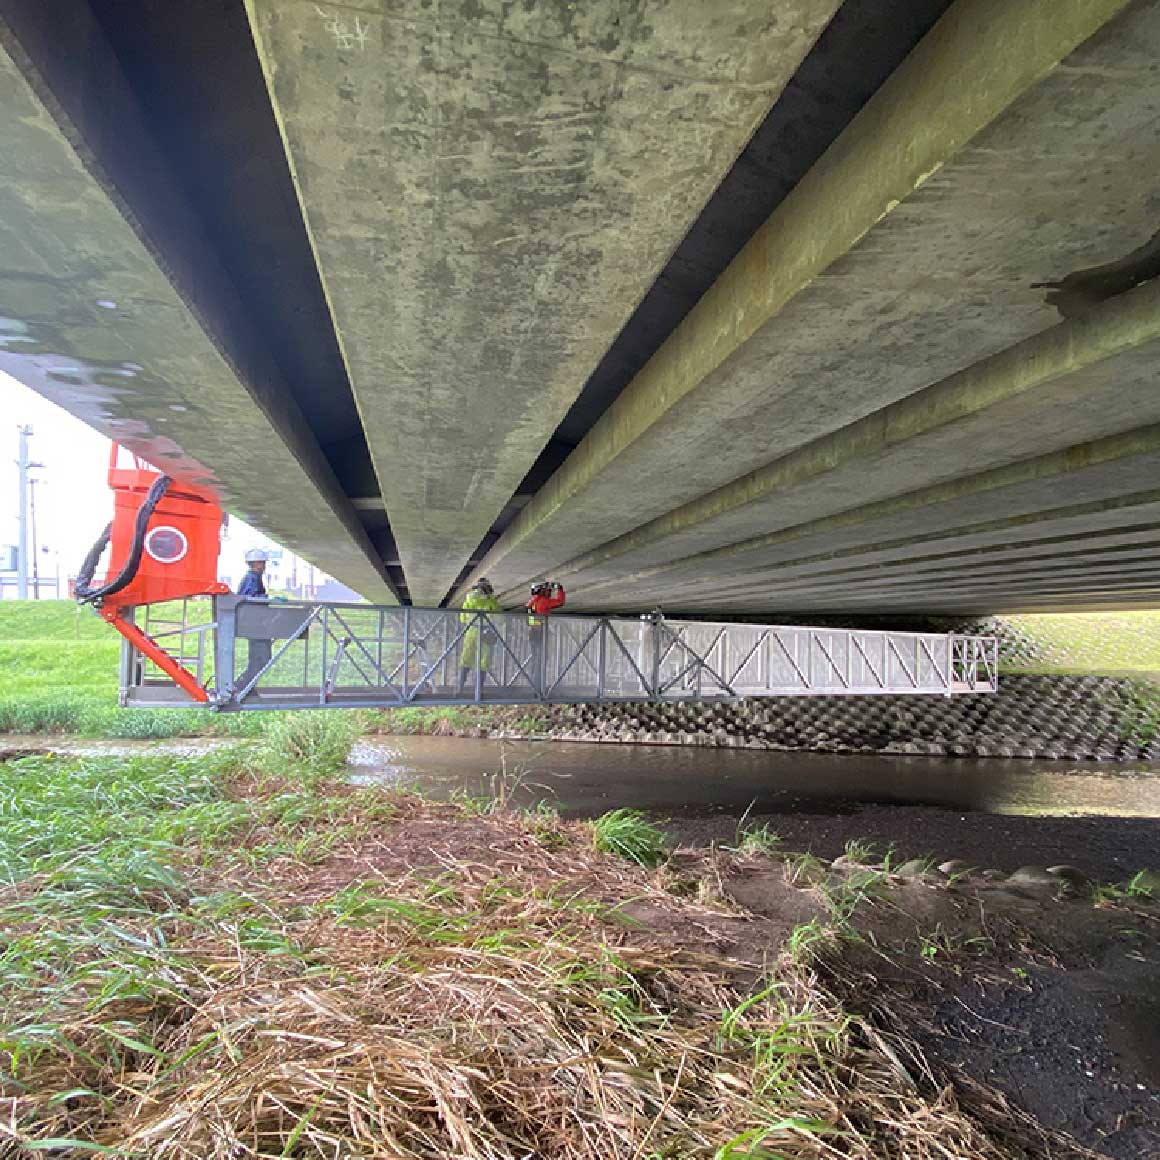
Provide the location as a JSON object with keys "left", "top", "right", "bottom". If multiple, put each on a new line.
{"left": 105, "top": 609, "right": 209, "bottom": 703}
{"left": 233, "top": 605, "right": 321, "bottom": 704}
{"left": 658, "top": 624, "right": 735, "bottom": 696}
{"left": 329, "top": 608, "right": 401, "bottom": 694}
{"left": 812, "top": 633, "right": 849, "bottom": 689}
{"left": 546, "top": 620, "right": 603, "bottom": 697}
{"left": 484, "top": 615, "right": 543, "bottom": 693}
{"left": 885, "top": 637, "right": 919, "bottom": 689}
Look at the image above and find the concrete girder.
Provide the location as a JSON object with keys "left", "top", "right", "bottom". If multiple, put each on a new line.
{"left": 616, "top": 549, "right": 1160, "bottom": 614}
{"left": 979, "top": 595, "right": 1160, "bottom": 613}
{"left": 741, "top": 549, "right": 1160, "bottom": 607}
{"left": 676, "top": 491, "right": 1160, "bottom": 592}
{"left": 468, "top": 0, "right": 1149, "bottom": 604}
{"left": 0, "top": 8, "right": 395, "bottom": 600}
{"left": 565, "top": 430, "right": 1160, "bottom": 611}
{"left": 761, "top": 570, "right": 1160, "bottom": 608}
{"left": 641, "top": 527, "right": 1160, "bottom": 607}
{"left": 692, "top": 518, "right": 1160, "bottom": 589}
{"left": 718, "top": 548, "right": 1160, "bottom": 604}
{"left": 525, "top": 277, "right": 1160, "bottom": 596}
{"left": 244, "top": 0, "right": 843, "bottom": 605}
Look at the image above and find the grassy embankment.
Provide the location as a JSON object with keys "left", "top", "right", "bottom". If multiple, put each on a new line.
{"left": 999, "top": 610, "right": 1160, "bottom": 680}
{"left": 0, "top": 601, "right": 266, "bottom": 739}
{"left": 2, "top": 717, "right": 1115, "bottom": 1157}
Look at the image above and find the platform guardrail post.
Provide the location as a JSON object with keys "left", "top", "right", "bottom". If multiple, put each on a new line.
{"left": 212, "top": 597, "right": 236, "bottom": 703}
{"left": 117, "top": 607, "right": 137, "bottom": 707}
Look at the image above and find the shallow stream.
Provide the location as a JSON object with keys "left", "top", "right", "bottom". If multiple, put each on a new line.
{"left": 3, "top": 732, "right": 1158, "bottom": 818}
{"left": 349, "top": 735, "right": 1160, "bottom": 819}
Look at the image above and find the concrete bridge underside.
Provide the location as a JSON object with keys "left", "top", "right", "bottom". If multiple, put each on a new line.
{"left": 1, "top": 0, "right": 1158, "bottom": 616}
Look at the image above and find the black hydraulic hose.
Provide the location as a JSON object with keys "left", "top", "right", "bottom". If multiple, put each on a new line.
{"left": 75, "top": 475, "right": 172, "bottom": 605}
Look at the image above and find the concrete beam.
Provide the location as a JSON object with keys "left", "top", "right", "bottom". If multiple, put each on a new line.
{"left": 566, "top": 431, "right": 1160, "bottom": 610}
{"left": 469, "top": 0, "right": 1144, "bottom": 600}
{"left": 534, "top": 277, "right": 1160, "bottom": 595}
{"left": 244, "top": 0, "right": 843, "bottom": 603}
{"left": 648, "top": 526, "right": 1160, "bottom": 608}
{"left": 0, "top": 6, "right": 395, "bottom": 600}
{"left": 745, "top": 549, "right": 1160, "bottom": 602}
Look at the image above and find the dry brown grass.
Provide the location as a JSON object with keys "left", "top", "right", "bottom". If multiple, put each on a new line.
{"left": 1, "top": 772, "right": 1087, "bottom": 1158}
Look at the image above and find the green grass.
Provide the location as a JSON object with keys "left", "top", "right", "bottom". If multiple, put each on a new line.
{"left": 0, "top": 744, "right": 379, "bottom": 1149}
{"left": 0, "top": 600, "right": 321, "bottom": 739}
{"left": 0, "top": 600, "right": 112, "bottom": 641}
{"left": 0, "top": 742, "right": 1075, "bottom": 1156}
{"left": 258, "top": 712, "right": 358, "bottom": 775}
{"left": 999, "top": 611, "right": 1160, "bottom": 678}
{"left": 365, "top": 704, "right": 549, "bottom": 736}
{"left": 591, "top": 807, "right": 669, "bottom": 868}
{"left": 0, "top": 602, "right": 122, "bottom": 735}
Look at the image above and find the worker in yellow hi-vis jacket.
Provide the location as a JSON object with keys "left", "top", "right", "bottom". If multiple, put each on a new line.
{"left": 458, "top": 577, "right": 502, "bottom": 692}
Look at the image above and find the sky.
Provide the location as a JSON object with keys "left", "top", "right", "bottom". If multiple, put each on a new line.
{"left": 1, "top": 371, "right": 292, "bottom": 592}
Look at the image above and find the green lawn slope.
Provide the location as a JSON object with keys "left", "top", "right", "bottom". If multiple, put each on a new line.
{"left": 0, "top": 600, "right": 263, "bottom": 738}
{"left": 999, "top": 611, "right": 1160, "bottom": 680}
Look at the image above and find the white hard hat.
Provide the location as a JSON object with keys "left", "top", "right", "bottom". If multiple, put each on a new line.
{"left": 244, "top": 548, "right": 269, "bottom": 563}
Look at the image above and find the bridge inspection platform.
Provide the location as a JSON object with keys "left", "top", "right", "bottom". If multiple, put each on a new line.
{"left": 118, "top": 599, "right": 998, "bottom": 712}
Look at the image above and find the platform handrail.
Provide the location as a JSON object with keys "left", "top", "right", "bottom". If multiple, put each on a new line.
{"left": 118, "top": 598, "right": 999, "bottom": 710}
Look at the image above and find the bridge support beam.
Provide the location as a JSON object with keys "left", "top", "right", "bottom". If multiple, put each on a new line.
{"left": 243, "top": 0, "right": 844, "bottom": 604}
{"left": 552, "top": 277, "right": 1160, "bottom": 595}
{"left": 468, "top": 0, "right": 1144, "bottom": 604}
{"left": 0, "top": 4, "right": 395, "bottom": 600}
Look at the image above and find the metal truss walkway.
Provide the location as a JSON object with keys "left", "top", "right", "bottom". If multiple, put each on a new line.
{"left": 117, "top": 598, "right": 998, "bottom": 711}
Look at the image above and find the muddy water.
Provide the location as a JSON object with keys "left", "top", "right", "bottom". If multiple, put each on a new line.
{"left": 349, "top": 735, "right": 1160, "bottom": 819}
{"left": 5, "top": 731, "right": 1157, "bottom": 819}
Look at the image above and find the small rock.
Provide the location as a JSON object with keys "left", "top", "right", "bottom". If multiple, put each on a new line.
{"left": 894, "top": 858, "right": 933, "bottom": 879}
{"left": 938, "top": 859, "right": 973, "bottom": 878}
{"left": 1005, "top": 866, "right": 1062, "bottom": 895}
{"left": 1046, "top": 865, "right": 1091, "bottom": 892}
{"left": 980, "top": 869, "right": 1007, "bottom": 882}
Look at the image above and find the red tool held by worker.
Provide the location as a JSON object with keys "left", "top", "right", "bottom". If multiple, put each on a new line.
{"left": 75, "top": 446, "right": 228, "bottom": 702}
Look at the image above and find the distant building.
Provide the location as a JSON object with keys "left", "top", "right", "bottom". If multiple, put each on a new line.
{"left": 314, "top": 578, "right": 363, "bottom": 603}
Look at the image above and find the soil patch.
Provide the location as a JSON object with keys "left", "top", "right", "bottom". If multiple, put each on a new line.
{"left": 665, "top": 804, "right": 1160, "bottom": 883}
{"left": 811, "top": 866, "right": 1160, "bottom": 1159}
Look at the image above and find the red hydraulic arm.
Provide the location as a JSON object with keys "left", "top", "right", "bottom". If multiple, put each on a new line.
{"left": 76, "top": 446, "right": 229, "bottom": 703}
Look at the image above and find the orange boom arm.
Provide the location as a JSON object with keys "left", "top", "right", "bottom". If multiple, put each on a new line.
{"left": 76, "top": 447, "right": 229, "bottom": 703}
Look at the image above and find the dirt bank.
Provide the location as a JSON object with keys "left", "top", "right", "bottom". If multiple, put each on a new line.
{"left": 665, "top": 806, "right": 1160, "bottom": 885}
{"left": 6, "top": 737, "right": 1158, "bottom": 1158}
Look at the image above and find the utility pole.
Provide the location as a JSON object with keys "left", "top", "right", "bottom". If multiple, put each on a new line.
{"left": 28, "top": 477, "right": 40, "bottom": 599}
{"left": 16, "top": 425, "right": 31, "bottom": 599}
{"left": 15, "top": 426, "right": 46, "bottom": 600}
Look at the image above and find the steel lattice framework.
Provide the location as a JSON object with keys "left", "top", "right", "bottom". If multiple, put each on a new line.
{"left": 116, "top": 598, "right": 998, "bottom": 710}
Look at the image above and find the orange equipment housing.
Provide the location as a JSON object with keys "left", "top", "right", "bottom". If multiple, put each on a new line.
{"left": 92, "top": 446, "right": 229, "bottom": 702}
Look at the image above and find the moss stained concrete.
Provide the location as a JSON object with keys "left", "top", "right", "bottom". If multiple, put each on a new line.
{"left": 541, "top": 279, "right": 1160, "bottom": 601}
{"left": 244, "top": 0, "right": 843, "bottom": 604}
{"left": 4, "top": 0, "right": 1157, "bottom": 618}
{"left": 467, "top": 0, "right": 1152, "bottom": 613}
{"left": 0, "top": 10, "right": 394, "bottom": 601}
{"left": 570, "top": 427, "right": 1160, "bottom": 614}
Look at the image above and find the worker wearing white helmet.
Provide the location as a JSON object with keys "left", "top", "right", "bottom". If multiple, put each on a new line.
{"left": 236, "top": 548, "right": 272, "bottom": 694}
{"left": 238, "top": 548, "right": 269, "bottom": 598}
